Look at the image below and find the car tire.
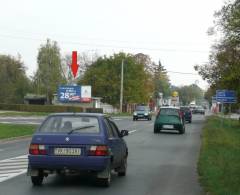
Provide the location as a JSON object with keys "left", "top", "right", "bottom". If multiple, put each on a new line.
{"left": 98, "top": 171, "right": 111, "bottom": 187}
{"left": 154, "top": 126, "right": 160, "bottom": 134}
{"left": 189, "top": 120, "right": 192, "bottom": 123}
{"left": 118, "top": 157, "right": 127, "bottom": 176}
{"left": 179, "top": 126, "right": 185, "bottom": 134}
{"left": 31, "top": 175, "right": 44, "bottom": 186}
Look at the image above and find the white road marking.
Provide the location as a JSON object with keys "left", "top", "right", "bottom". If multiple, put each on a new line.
{"left": 0, "top": 155, "right": 28, "bottom": 183}
{"left": 128, "top": 130, "right": 137, "bottom": 134}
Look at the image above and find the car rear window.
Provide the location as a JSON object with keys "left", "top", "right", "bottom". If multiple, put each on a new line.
{"left": 160, "top": 108, "right": 179, "bottom": 116}
{"left": 136, "top": 106, "right": 149, "bottom": 111}
{"left": 39, "top": 116, "right": 100, "bottom": 133}
{"left": 180, "top": 107, "right": 190, "bottom": 112}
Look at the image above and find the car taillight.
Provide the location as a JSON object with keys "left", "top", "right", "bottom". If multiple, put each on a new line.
{"left": 88, "top": 145, "right": 109, "bottom": 156}
{"left": 29, "top": 144, "right": 47, "bottom": 155}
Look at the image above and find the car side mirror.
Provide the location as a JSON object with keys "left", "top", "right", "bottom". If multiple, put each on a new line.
{"left": 120, "top": 130, "right": 129, "bottom": 137}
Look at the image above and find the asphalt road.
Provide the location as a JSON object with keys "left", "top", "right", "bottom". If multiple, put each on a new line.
{"left": 0, "top": 115, "right": 204, "bottom": 195}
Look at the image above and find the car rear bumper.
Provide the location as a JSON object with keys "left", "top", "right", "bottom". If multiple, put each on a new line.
{"left": 154, "top": 123, "right": 183, "bottom": 130}
{"left": 133, "top": 115, "right": 150, "bottom": 119}
{"left": 28, "top": 155, "right": 110, "bottom": 172}
{"left": 184, "top": 116, "right": 192, "bottom": 121}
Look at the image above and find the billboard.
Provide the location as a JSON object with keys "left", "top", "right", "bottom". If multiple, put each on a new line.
{"left": 81, "top": 86, "right": 92, "bottom": 103}
{"left": 58, "top": 85, "right": 92, "bottom": 103}
{"left": 58, "top": 85, "right": 81, "bottom": 102}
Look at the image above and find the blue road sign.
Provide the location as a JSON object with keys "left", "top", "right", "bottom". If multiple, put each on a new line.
{"left": 216, "top": 90, "right": 237, "bottom": 103}
{"left": 58, "top": 85, "right": 81, "bottom": 102}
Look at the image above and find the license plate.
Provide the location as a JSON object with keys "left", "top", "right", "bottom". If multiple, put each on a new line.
{"left": 163, "top": 125, "right": 174, "bottom": 129}
{"left": 54, "top": 148, "right": 81, "bottom": 156}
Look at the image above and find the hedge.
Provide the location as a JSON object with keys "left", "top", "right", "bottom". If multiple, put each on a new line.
{"left": 0, "top": 104, "right": 103, "bottom": 113}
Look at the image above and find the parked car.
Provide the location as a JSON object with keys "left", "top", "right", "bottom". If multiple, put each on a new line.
{"left": 192, "top": 106, "right": 205, "bottom": 115}
{"left": 154, "top": 107, "right": 185, "bottom": 134}
{"left": 180, "top": 106, "right": 192, "bottom": 123}
{"left": 27, "top": 113, "right": 129, "bottom": 187}
{"left": 133, "top": 105, "right": 152, "bottom": 121}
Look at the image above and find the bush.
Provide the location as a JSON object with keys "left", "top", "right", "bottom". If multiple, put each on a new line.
{"left": 85, "top": 108, "right": 103, "bottom": 113}
{"left": 0, "top": 103, "right": 104, "bottom": 114}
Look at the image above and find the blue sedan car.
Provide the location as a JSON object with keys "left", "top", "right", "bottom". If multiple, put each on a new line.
{"left": 27, "top": 113, "right": 129, "bottom": 187}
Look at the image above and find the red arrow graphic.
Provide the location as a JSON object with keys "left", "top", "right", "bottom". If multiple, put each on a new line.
{"left": 71, "top": 51, "right": 79, "bottom": 78}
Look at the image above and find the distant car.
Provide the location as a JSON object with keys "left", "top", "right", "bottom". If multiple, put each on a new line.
{"left": 154, "top": 107, "right": 185, "bottom": 134}
{"left": 28, "top": 113, "right": 129, "bottom": 187}
{"left": 192, "top": 106, "right": 205, "bottom": 115}
{"left": 180, "top": 106, "right": 192, "bottom": 123}
{"left": 133, "top": 106, "right": 152, "bottom": 121}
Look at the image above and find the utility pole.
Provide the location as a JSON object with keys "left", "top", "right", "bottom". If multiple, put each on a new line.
{"left": 120, "top": 59, "right": 124, "bottom": 113}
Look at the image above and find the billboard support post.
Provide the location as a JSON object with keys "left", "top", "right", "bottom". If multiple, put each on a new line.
{"left": 120, "top": 60, "right": 124, "bottom": 113}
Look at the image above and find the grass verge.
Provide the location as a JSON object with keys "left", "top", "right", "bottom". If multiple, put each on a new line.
{"left": 109, "top": 112, "right": 132, "bottom": 117}
{"left": 0, "top": 111, "right": 50, "bottom": 116}
{"left": 0, "top": 111, "right": 48, "bottom": 117}
{"left": 198, "top": 116, "right": 240, "bottom": 195}
{"left": 0, "top": 123, "right": 37, "bottom": 139}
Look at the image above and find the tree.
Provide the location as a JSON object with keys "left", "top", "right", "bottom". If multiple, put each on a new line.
{"left": 172, "top": 84, "right": 204, "bottom": 105}
{"left": 61, "top": 51, "right": 99, "bottom": 84}
{"left": 153, "top": 60, "right": 171, "bottom": 99}
{"left": 195, "top": 0, "right": 240, "bottom": 103}
{"left": 0, "top": 54, "right": 30, "bottom": 103}
{"left": 79, "top": 52, "right": 152, "bottom": 106}
{"left": 34, "top": 39, "right": 66, "bottom": 104}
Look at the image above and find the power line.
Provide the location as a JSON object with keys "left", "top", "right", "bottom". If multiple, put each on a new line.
{"left": 0, "top": 33, "right": 209, "bottom": 53}
{"left": 0, "top": 28, "right": 210, "bottom": 46}
{"left": 166, "top": 70, "right": 199, "bottom": 75}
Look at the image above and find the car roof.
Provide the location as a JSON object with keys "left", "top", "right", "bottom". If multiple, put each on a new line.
{"left": 160, "top": 106, "right": 180, "bottom": 109}
{"left": 180, "top": 106, "right": 190, "bottom": 109}
{"left": 47, "top": 112, "right": 107, "bottom": 117}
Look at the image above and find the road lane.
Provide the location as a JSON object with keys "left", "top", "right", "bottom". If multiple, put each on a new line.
{"left": 0, "top": 115, "right": 204, "bottom": 195}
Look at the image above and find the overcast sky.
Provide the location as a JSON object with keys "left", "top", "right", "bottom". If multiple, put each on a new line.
{"left": 0, "top": 0, "right": 225, "bottom": 89}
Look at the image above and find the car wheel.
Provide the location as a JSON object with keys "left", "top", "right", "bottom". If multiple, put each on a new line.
{"left": 118, "top": 157, "right": 127, "bottom": 176}
{"left": 98, "top": 170, "right": 111, "bottom": 187}
{"left": 189, "top": 120, "right": 192, "bottom": 123}
{"left": 31, "top": 174, "right": 44, "bottom": 186}
{"left": 96, "top": 164, "right": 111, "bottom": 187}
{"left": 179, "top": 126, "right": 185, "bottom": 134}
{"left": 154, "top": 126, "right": 160, "bottom": 134}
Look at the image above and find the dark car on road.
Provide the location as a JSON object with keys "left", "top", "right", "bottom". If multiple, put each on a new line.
{"left": 28, "top": 113, "right": 129, "bottom": 187}
{"left": 180, "top": 106, "right": 192, "bottom": 123}
{"left": 133, "top": 106, "right": 152, "bottom": 121}
{"left": 154, "top": 107, "right": 185, "bottom": 134}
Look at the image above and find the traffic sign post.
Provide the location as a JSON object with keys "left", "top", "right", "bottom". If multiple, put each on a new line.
{"left": 216, "top": 90, "right": 237, "bottom": 128}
